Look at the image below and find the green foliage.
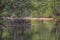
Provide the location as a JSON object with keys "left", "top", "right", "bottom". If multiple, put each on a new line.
{"left": 2, "top": 28, "right": 10, "bottom": 40}
{"left": 0, "top": 0, "right": 60, "bottom": 40}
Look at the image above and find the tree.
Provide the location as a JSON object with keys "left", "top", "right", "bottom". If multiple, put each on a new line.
{"left": 0, "top": 0, "right": 5, "bottom": 40}
{"left": 51, "top": 1, "right": 60, "bottom": 40}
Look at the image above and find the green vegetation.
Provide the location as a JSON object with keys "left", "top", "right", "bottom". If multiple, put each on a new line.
{"left": 0, "top": 0, "right": 60, "bottom": 40}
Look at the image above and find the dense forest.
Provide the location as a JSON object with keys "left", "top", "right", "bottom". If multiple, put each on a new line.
{"left": 0, "top": 0, "right": 60, "bottom": 40}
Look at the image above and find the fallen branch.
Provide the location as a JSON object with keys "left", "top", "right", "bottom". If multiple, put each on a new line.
{"left": 3, "top": 17, "right": 54, "bottom": 20}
